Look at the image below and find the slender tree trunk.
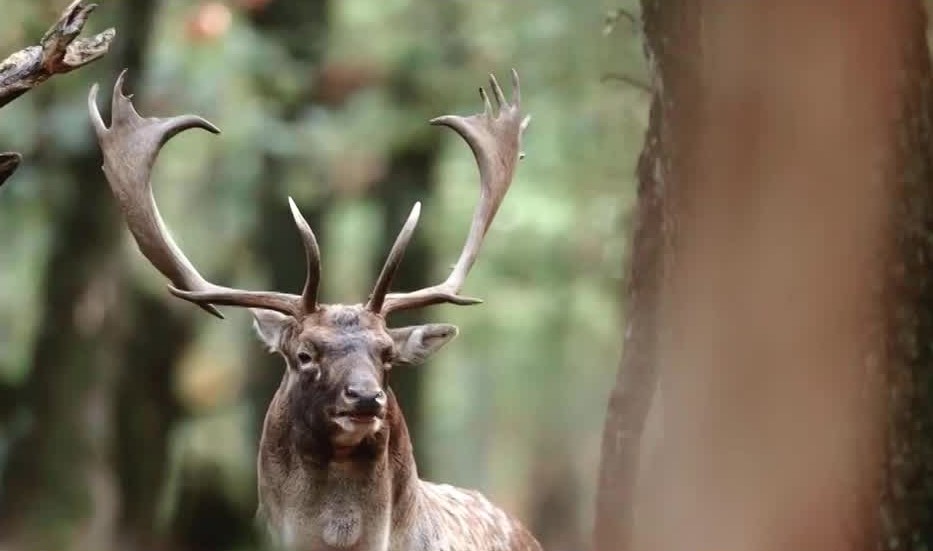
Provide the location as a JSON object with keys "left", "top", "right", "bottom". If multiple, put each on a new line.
{"left": 113, "top": 291, "right": 194, "bottom": 551}
{"left": 244, "top": 0, "right": 330, "bottom": 441}
{"left": 592, "top": 92, "right": 667, "bottom": 551}
{"left": 593, "top": 2, "right": 695, "bottom": 549}
{"left": 0, "top": 2, "right": 156, "bottom": 549}
{"left": 375, "top": 141, "right": 440, "bottom": 472}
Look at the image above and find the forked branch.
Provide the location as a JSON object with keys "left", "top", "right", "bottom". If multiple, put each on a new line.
{"left": 0, "top": 152, "right": 21, "bottom": 188}
{"left": 0, "top": 1, "right": 114, "bottom": 187}
{"left": 0, "top": 1, "right": 115, "bottom": 109}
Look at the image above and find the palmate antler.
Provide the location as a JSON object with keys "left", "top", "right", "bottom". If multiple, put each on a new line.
{"left": 89, "top": 70, "right": 529, "bottom": 319}
{"left": 88, "top": 71, "right": 321, "bottom": 318}
{"left": 369, "top": 69, "right": 531, "bottom": 315}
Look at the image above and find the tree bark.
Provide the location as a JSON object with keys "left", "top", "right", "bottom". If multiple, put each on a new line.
{"left": 596, "top": 1, "right": 924, "bottom": 550}
{"left": 0, "top": 152, "right": 20, "bottom": 187}
{"left": 593, "top": 2, "right": 696, "bottom": 549}
{"left": 0, "top": 0, "right": 114, "bottom": 187}
{"left": 592, "top": 95, "right": 666, "bottom": 551}
{"left": 0, "top": 0, "right": 114, "bottom": 109}
{"left": 881, "top": 2, "right": 933, "bottom": 548}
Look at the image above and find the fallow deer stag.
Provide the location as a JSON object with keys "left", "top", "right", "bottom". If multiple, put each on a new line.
{"left": 89, "top": 69, "right": 537, "bottom": 551}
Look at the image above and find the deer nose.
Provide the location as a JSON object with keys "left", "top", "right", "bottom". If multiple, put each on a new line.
{"left": 343, "top": 385, "right": 386, "bottom": 410}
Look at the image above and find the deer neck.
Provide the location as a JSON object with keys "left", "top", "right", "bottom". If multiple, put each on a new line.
{"left": 258, "top": 384, "right": 421, "bottom": 549}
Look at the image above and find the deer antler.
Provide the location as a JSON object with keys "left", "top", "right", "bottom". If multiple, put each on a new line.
{"left": 88, "top": 71, "right": 322, "bottom": 318}
{"left": 368, "top": 69, "right": 531, "bottom": 315}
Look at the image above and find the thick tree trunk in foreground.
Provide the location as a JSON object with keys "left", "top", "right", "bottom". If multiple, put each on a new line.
{"left": 882, "top": 3, "right": 933, "bottom": 548}
{"left": 597, "top": 1, "right": 927, "bottom": 550}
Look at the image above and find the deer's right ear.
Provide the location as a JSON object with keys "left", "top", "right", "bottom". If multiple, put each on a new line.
{"left": 251, "top": 309, "right": 291, "bottom": 352}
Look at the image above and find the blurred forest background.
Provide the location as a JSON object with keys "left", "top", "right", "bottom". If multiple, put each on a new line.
{"left": 0, "top": 1, "right": 645, "bottom": 550}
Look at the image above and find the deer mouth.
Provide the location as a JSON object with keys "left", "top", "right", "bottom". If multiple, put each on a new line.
{"left": 332, "top": 413, "right": 377, "bottom": 426}
{"left": 333, "top": 405, "right": 386, "bottom": 425}
{"left": 330, "top": 408, "right": 386, "bottom": 447}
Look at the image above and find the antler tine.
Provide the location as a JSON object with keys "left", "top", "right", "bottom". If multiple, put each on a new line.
{"left": 379, "top": 69, "right": 530, "bottom": 315}
{"left": 89, "top": 70, "right": 307, "bottom": 319}
{"left": 367, "top": 202, "right": 421, "bottom": 313}
{"left": 288, "top": 197, "right": 322, "bottom": 313}
{"left": 167, "top": 285, "right": 303, "bottom": 316}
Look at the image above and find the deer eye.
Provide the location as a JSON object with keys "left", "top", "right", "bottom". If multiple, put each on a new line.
{"left": 380, "top": 346, "right": 395, "bottom": 368}
{"left": 295, "top": 350, "right": 321, "bottom": 380}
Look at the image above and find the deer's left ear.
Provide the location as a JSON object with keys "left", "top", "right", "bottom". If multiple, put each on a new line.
{"left": 389, "top": 324, "right": 459, "bottom": 366}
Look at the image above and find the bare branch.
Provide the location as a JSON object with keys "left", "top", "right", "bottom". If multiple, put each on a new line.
{"left": 603, "top": 8, "right": 640, "bottom": 36}
{"left": 601, "top": 72, "right": 652, "bottom": 94}
{"left": 0, "top": 1, "right": 114, "bottom": 186}
{"left": 0, "top": 1, "right": 115, "bottom": 109}
{"left": 0, "top": 152, "right": 21, "bottom": 187}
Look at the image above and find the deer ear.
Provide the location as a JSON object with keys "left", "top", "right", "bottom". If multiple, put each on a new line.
{"left": 389, "top": 324, "right": 459, "bottom": 366}
{"left": 251, "top": 309, "right": 291, "bottom": 352}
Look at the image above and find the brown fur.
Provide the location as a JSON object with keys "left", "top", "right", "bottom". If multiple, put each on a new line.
{"left": 254, "top": 305, "right": 541, "bottom": 551}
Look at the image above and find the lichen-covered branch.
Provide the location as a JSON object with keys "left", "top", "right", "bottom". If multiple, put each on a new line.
{"left": 0, "top": 1, "right": 114, "bottom": 109}
{"left": 0, "top": 1, "right": 114, "bottom": 188}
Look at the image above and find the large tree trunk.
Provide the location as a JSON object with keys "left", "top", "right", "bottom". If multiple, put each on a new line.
{"left": 596, "top": 1, "right": 926, "bottom": 550}
{"left": 882, "top": 2, "right": 933, "bottom": 548}
{"left": 0, "top": 2, "right": 156, "bottom": 549}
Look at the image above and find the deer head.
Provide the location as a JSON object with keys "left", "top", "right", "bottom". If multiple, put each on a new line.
{"left": 88, "top": 70, "right": 529, "bottom": 456}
